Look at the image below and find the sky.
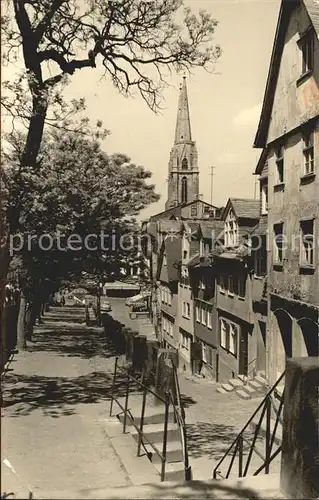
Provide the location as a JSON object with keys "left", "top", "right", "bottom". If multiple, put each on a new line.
{"left": 3, "top": 0, "right": 281, "bottom": 220}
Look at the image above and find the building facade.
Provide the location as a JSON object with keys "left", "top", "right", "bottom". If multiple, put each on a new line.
{"left": 254, "top": 0, "right": 319, "bottom": 385}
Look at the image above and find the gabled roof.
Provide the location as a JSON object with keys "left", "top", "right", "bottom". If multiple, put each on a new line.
{"left": 254, "top": 0, "right": 319, "bottom": 148}
{"left": 304, "top": 0, "right": 319, "bottom": 35}
{"left": 254, "top": 148, "right": 268, "bottom": 176}
{"left": 199, "top": 220, "right": 224, "bottom": 239}
{"left": 224, "top": 198, "right": 260, "bottom": 220}
{"left": 250, "top": 217, "right": 268, "bottom": 237}
{"left": 149, "top": 199, "right": 220, "bottom": 222}
{"left": 158, "top": 220, "right": 183, "bottom": 234}
{"left": 187, "top": 254, "right": 212, "bottom": 268}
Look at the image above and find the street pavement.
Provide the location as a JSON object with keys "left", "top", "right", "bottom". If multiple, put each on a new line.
{"left": 1, "top": 301, "right": 270, "bottom": 498}
{"left": 1, "top": 306, "right": 130, "bottom": 497}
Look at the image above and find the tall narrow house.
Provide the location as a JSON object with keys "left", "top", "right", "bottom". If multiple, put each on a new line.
{"left": 166, "top": 77, "right": 199, "bottom": 210}
{"left": 254, "top": 0, "right": 319, "bottom": 386}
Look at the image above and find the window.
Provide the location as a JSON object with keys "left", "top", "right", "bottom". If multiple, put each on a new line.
{"left": 220, "top": 319, "right": 229, "bottom": 349}
{"left": 199, "top": 239, "right": 205, "bottom": 256}
{"left": 219, "top": 273, "right": 227, "bottom": 292}
{"left": 181, "top": 176, "right": 188, "bottom": 204}
{"left": 183, "top": 250, "right": 188, "bottom": 260}
{"left": 207, "top": 309, "right": 212, "bottom": 329}
{"left": 238, "top": 275, "right": 246, "bottom": 298}
{"left": 228, "top": 274, "right": 234, "bottom": 295}
{"left": 220, "top": 318, "right": 238, "bottom": 356}
{"left": 201, "top": 306, "right": 207, "bottom": 325}
{"left": 161, "top": 287, "right": 165, "bottom": 303}
{"left": 186, "top": 302, "right": 190, "bottom": 317}
{"left": 168, "top": 290, "right": 172, "bottom": 306}
{"left": 300, "top": 219, "right": 314, "bottom": 267}
{"left": 180, "top": 331, "right": 190, "bottom": 350}
{"left": 300, "top": 32, "right": 314, "bottom": 76}
{"left": 196, "top": 304, "right": 201, "bottom": 322}
{"left": 229, "top": 323, "right": 238, "bottom": 356}
{"left": 225, "top": 209, "right": 239, "bottom": 247}
{"left": 275, "top": 145, "right": 284, "bottom": 184}
{"left": 183, "top": 301, "right": 190, "bottom": 318}
{"left": 302, "top": 130, "right": 315, "bottom": 175}
{"left": 254, "top": 236, "right": 267, "bottom": 277}
{"left": 191, "top": 205, "right": 197, "bottom": 217}
{"left": 168, "top": 322, "right": 174, "bottom": 337}
{"left": 261, "top": 182, "right": 268, "bottom": 214}
{"left": 202, "top": 342, "right": 207, "bottom": 363}
{"left": 274, "top": 223, "right": 284, "bottom": 264}
{"left": 182, "top": 157, "right": 188, "bottom": 170}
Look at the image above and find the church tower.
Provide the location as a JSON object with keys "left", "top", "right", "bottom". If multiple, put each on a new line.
{"left": 165, "top": 77, "right": 199, "bottom": 210}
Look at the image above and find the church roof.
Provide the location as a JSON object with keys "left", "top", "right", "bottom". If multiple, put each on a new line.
{"left": 174, "top": 77, "right": 192, "bottom": 144}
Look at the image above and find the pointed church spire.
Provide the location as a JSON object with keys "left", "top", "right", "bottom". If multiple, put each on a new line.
{"left": 174, "top": 76, "right": 192, "bottom": 143}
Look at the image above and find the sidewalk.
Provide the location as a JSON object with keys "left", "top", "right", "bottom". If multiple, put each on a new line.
{"left": 1, "top": 306, "right": 130, "bottom": 496}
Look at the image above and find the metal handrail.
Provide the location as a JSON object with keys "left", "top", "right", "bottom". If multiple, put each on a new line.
{"left": 167, "top": 389, "right": 192, "bottom": 481}
{"left": 109, "top": 357, "right": 169, "bottom": 481}
{"left": 213, "top": 371, "right": 285, "bottom": 479}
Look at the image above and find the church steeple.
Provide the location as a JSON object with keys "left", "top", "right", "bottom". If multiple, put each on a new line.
{"left": 174, "top": 77, "right": 192, "bottom": 143}
{"left": 165, "top": 77, "right": 199, "bottom": 211}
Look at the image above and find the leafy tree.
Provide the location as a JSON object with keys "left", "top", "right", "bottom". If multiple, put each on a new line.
{"left": 1, "top": 0, "right": 221, "bottom": 356}
{"left": 4, "top": 129, "right": 159, "bottom": 347}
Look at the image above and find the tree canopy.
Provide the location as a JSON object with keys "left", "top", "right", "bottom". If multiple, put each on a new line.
{"left": 4, "top": 128, "right": 159, "bottom": 292}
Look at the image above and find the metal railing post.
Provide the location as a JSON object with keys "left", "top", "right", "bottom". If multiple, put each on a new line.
{"left": 265, "top": 395, "right": 271, "bottom": 474}
{"left": 161, "top": 391, "right": 170, "bottom": 482}
{"left": 238, "top": 435, "right": 243, "bottom": 478}
{"left": 137, "top": 387, "right": 147, "bottom": 457}
{"left": 109, "top": 356, "right": 118, "bottom": 416}
{"left": 123, "top": 372, "right": 130, "bottom": 434}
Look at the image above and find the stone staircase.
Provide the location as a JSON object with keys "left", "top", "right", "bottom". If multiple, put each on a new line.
{"left": 113, "top": 393, "right": 186, "bottom": 482}
{"left": 217, "top": 372, "right": 268, "bottom": 399}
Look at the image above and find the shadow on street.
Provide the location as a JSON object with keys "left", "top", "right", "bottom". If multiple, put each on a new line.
{"left": 26, "top": 307, "right": 120, "bottom": 359}
{"left": 2, "top": 370, "right": 141, "bottom": 418}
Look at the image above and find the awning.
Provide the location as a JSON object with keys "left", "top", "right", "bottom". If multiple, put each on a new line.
{"left": 103, "top": 281, "right": 140, "bottom": 290}
{"left": 130, "top": 292, "right": 151, "bottom": 303}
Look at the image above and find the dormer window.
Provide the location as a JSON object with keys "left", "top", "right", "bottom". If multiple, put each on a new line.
{"left": 224, "top": 209, "right": 238, "bottom": 247}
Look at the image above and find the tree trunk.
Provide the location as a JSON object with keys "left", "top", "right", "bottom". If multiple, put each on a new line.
{"left": 25, "top": 302, "right": 33, "bottom": 341}
{"left": 0, "top": 240, "right": 11, "bottom": 370}
{"left": 17, "top": 292, "right": 27, "bottom": 349}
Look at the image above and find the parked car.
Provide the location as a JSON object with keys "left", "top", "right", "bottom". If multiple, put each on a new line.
{"left": 131, "top": 302, "right": 148, "bottom": 312}
{"left": 100, "top": 298, "right": 112, "bottom": 313}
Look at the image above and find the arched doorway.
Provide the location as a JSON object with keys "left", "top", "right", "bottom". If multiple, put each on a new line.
{"left": 296, "top": 317, "right": 319, "bottom": 357}
{"left": 273, "top": 308, "right": 293, "bottom": 377}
